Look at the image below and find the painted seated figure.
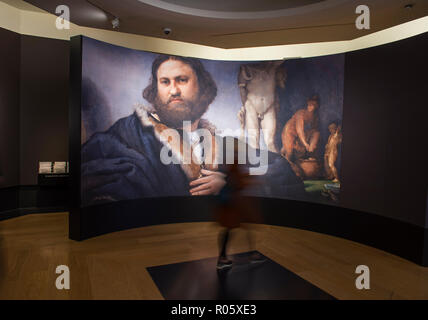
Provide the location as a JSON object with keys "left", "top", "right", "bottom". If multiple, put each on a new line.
{"left": 281, "top": 96, "right": 321, "bottom": 179}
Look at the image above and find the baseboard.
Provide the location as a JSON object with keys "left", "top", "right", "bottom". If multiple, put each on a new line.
{"left": 0, "top": 186, "right": 19, "bottom": 212}
{"left": 424, "top": 228, "right": 428, "bottom": 266}
{"left": 0, "top": 206, "right": 69, "bottom": 221}
{"left": 0, "top": 185, "right": 69, "bottom": 220}
{"left": 0, "top": 208, "right": 21, "bottom": 221}
{"left": 72, "top": 196, "right": 428, "bottom": 267}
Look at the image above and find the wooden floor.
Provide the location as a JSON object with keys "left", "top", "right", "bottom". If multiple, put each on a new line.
{"left": 0, "top": 212, "right": 427, "bottom": 300}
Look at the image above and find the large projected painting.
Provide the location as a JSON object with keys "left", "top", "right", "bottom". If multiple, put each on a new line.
{"left": 80, "top": 37, "right": 344, "bottom": 207}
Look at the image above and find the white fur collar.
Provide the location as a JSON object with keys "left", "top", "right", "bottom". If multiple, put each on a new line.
{"left": 134, "top": 104, "right": 220, "bottom": 180}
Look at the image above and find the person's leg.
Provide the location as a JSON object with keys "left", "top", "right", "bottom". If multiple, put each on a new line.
{"left": 217, "top": 228, "right": 233, "bottom": 269}
{"left": 218, "top": 228, "right": 230, "bottom": 259}
{"left": 328, "top": 153, "right": 339, "bottom": 182}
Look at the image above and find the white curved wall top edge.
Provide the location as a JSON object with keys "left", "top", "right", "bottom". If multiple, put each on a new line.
{"left": 0, "top": 1, "right": 427, "bottom": 61}
{"left": 137, "top": 0, "right": 350, "bottom": 20}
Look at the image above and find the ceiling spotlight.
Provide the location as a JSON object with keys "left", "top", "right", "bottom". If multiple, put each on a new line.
{"left": 404, "top": 3, "right": 414, "bottom": 9}
{"left": 111, "top": 17, "right": 120, "bottom": 29}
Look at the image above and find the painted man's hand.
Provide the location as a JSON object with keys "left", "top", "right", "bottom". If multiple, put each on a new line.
{"left": 189, "top": 169, "right": 226, "bottom": 196}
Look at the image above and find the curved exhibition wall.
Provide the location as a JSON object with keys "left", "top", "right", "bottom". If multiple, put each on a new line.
{"left": 70, "top": 32, "right": 428, "bottom": 266}
{"left": 0, "top": 2, "right": 426, "bottom": 265}
{"left": 80, "top": 36, "right": 344, "bottom": 206}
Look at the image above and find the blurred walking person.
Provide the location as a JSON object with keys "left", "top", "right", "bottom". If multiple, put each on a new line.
{"left": 215, "top": 162, "right": 264, "bottom": 270}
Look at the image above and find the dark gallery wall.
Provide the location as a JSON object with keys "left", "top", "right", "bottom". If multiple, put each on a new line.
{"left": 0, "top": 28, "right": 20, "bottom": 189}
{"left": 20, "top": 35, "right": 69, "bottom": 186}
{"left": 341, "top": 32, "right": 428, "bottom": 228}
{"left": 0, "top": 27, "right": 69, "bottom": 215}
{"left": 0, "top": 28, "right": 20, "bottom": 212}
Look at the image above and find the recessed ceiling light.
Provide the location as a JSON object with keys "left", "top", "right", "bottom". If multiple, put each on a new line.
{"left": 404, "top": 4, "right": 414, "bottom": 9}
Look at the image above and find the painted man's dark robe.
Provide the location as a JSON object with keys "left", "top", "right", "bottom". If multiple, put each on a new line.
{"left": 81, "top": 107, "right": 305, "bottom": 206}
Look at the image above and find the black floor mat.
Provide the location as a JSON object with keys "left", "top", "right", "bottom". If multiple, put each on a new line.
{"left": 147, "top": 251, "right": 336, "bottom": 300}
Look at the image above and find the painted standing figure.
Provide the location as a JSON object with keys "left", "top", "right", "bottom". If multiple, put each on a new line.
{"left": 237, "top": 61, "right": 286, "bottom": 153}
{"left": 324, "top": 123, "right": 342, "bottom": 183}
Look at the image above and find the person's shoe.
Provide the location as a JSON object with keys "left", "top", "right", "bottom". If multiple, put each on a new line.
{"left": 216, "top": 258, "right": 233, "bottom": 270}
{"left": 249, "top": 253, "right": 266, "bottom": 264}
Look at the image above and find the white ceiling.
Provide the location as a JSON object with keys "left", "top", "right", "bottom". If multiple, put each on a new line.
{"left": 12, "top": 0, "right": 428, "bottom": 48}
